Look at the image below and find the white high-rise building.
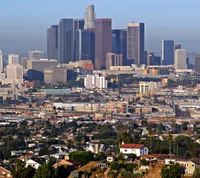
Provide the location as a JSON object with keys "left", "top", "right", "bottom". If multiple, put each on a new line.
{"left": 84, "top": 74, "right": 108, "bottom": 89}
{"left": 0, "top": 50, "right": 3, "bottom": 72}
{"left": 84, "top": 4, "right": 96, "bottom": 29}
{"left": 29, "top": 50, "right": 43, "bottom": 60}
{"left": 8, "top": 54, "right": 19, "bottom": 65}
{"left": 174, "top": 49, "right": 186, "bottom": 69}
{"left": 7, "top": 64, "right": 23, "bottom": 84}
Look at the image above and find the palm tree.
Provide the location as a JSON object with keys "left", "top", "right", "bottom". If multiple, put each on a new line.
{"left": 116, "top": 131, "right": 131, "bottom": 147}
{"left": 167, "top": 134, "right": 173, "bottom": 160}
{"left": 148, "top": 130, "right": 154, "bottom": 154}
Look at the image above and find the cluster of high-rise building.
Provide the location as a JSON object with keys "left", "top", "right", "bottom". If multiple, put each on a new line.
{"left": 47, "top": 4, "right": 190, "bottom": 71}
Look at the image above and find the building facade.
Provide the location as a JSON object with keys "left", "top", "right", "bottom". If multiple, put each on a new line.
{"left": 84, "top": 74, "right": 108, "bottom": 89}
{"left": 47, "top": 25, "right": 58, "bottom": 59}
{"left": 95, "top": 19, "right": 112, "bottom": 69}
{"left": 139, "top": 81, "right": 157, "bottom": 94}
{"left": 0, "top": 50, "right": 3, "bottom": 73}
{"left": 8, "top": 54, "right": 19, "bottom": 65}
{"left": 127, "top": 22, "right": 145, "bottom": 65}
{"left": 57, "top": 19, "right": 74, "bottom": 64}
{"left": 74, "top": 29, "right": 91, "bottom": 61}
{"left": 44, "top": 67, "right": 67, "bottom": 84}
{"left": 28, "top": 50, "right": 43, "bottom": 60}
{"left": 195, "top": 55, "right": 200, "bottom": 73}
{"left": 106, "top": 52, "right": 123, "bottom": 69}
{"left": 112, "top": 29, "right": 127, "bottom": 65}
{"left": 174, "top": 49, "right": 186, "bottom": 69}
{"left": 162, "top": 40, "right": 174, "bottom": 65}
{"left": 7, "top": 64, "right": 23, "bottom": 84}
{"left": 27, "top": 59, "right": 58, "bottom": 73}
{"left": 84, "top": 4, "right": 96, "bottom": 29}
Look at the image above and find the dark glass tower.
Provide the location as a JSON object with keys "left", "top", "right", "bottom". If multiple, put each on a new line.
{"left": 112, "top": 29, "right": 127, "bottom": 65}
{"left": 95, "top": 19, "right": 112, "bottom": 69}
{"left": 75, "top": 29, "right": 91, "bottom": 61}
{"left": 47, "top": 25, "right": 58, "bottom": 59}
{"left": 57, "top": 19, "right": 74, "bottom": 64}
{"left": 162, "top": 40, "right": 174, "bottom": 65}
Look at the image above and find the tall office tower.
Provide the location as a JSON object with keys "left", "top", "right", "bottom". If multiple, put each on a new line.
{"left": 174, "top": 49, "right": 186, "bottom": 69}
{"left": 106, "top": 52, "right": 123, "bottom": 69}
{"left": 194, "top": 56, "right": 200, "bottom": 73}
{"left": 174, "top": 44, "right": 181, "bottom": 50}
{"left": 112, "top": 29, "right": 127, "bottom": 65}
{"left": 74, "top": 19, "right": 85, "bottom": 61}
{"left": 0, "top": 50, "right": 3, "bottom": 72}
{"left": 75, "top": 29, "right": 91, "bottom": 61}
{"left": 7, "top": 64, "right": 23, "bottom": 84}
{"left": 84, "top": 74, "right": 108, "bottom": 89}
{"left": 57, "top": 19, "right": 74, "bottom": 64}
{"left": 154, "top": 56, "right": 161, "bottom": 65}
{"left": 88, "top": 28, "right": 95, "bottom": 65}
{"left": 84, "top": 4, "right": 96, "bottom": 29}
{"left": 95, "top": 18, "right": 112, "bottom": 69}
{"left": 29, "top": 50, "right": 43, "bottom": 60}
{"left": 74, "top": 19, "right": 84, "bottom": 30}
{"left": 47, "top": 25, "right": 58, "bottom": 59}
{"left": 162, "top": 40, "right": 174, "bottom": 65}
{"left": 8, "top": 54, "right": 19, "bottom": 65}
{"left": 127, "top": 22, "right": 145, "bottom": 65}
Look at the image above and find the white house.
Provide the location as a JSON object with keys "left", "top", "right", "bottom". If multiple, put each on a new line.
{"left": 26, "top": 159, "right": 41, "bottom": 169}
{"left": 120, "top": 144, "right": 148, "bottom": 156}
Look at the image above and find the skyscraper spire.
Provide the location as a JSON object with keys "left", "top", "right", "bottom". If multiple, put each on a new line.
{"left": 84, "top": 4, "right": 96, "bottom": 29}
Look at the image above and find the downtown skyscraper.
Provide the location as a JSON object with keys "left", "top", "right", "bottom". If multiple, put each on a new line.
{"left": 95, "top": 19, "right": 112, "bottom": 69}
{"left": 47, "top": 25, "right": 58, "bottom": 59}
{"left": 84, "top": 4, "right": 96, "bottom": 29}
{"left": 0, "top": 50, "right": 3, "bottom": 73}
{"left": 162, "top": 40, "right": 174, "bottom": 65}
{"left": 127, "top": 22, "right": 145, "bottom": 65}
{"left": 57, "top": 19, "right": 74, "bottom": 64}
{"left": 112, "top": 29, "right": 127, "bottom": 65}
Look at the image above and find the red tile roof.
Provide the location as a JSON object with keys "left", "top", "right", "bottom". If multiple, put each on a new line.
{"left": 120, "top": 144, "right": 144, "bottom": 149}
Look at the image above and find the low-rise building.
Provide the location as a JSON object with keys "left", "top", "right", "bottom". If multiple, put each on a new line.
{"left": 120, "top": 144, "right": 148, "bottom": 156}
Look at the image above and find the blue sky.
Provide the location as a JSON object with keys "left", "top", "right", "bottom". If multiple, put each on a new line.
{"left": 0, "top": 0, "right": 200, "bottom": 55}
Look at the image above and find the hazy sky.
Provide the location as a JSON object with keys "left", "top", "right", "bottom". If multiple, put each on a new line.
{"left": 0, "top": 0, "right": 200, "bottom": 55}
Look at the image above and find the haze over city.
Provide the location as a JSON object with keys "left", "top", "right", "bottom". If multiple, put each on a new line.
{"left": 0, "top": 0, "right": 200, "bottom": 54}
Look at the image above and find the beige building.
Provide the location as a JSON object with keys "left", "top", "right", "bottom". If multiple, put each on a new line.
{"left": 174, "top": 49, "right": 186, "bottom": 69}
{"left": 44, "top": 67, "right": 67, "bottom": 84}
{"left": 102, "top": 101, "right": 128, "bottom": 113}
{"left": 106, "top": 52, "right": 123, "bottom": 69}
{"left": 27, "top": 59, "right": 58, "bottom": 72}
{"left": 8, "top": 54, "right": 19, "bottom": 65}
{"left": 139, "top": 81, "right": 157, "bottom": 94}
{"left": 6, "top": 64, "right": 23, "bottom": 84}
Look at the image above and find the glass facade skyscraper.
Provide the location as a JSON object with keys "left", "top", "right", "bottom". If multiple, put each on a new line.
{"left": 95, "top": 19, "right": 112, "bottom": 70}
{"left": 112, "top": 29, "right": 127, "bottom": 65}
{"left": 127, "top": 23, "right": 145, "bottom": 65}
{"left": 75, "top": 29, "right": 91, "bottom": 61}
{"left": 47, "top": 25, "right": 58, "bottom": 60}
{"left": 162, "top": 40, "right": 174, "bottom": 65}
{"left": 57, "top": 19, "right": 74, "bottom": 64}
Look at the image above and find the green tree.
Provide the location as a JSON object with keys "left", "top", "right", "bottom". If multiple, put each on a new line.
{"left": 161, "top": 163, "right": 181, "bottom": 178}
{"left": 193, "top": 167, "right": 200, "bottom": 178}
{"left": 110, "top": 161, "right": 121, "bottom": 170}
{"left": 34, "top": 159, "right": 57, "bottom": 178}
{"left": 148, "top": 130, "right": 154, "bottom": 154}
{"left": 116, "top": 131, "right": 131, "bottom": 147}
{"left": 140, "top": 159, "right": 148, "bottom": 166}
{"left": 69, "top": 151, "right": 93, "bottom": 165}
{"left": 167, "top": 134, "right": 173, "bottom": 159}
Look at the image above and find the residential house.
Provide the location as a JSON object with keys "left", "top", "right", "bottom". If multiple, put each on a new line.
{"left": 0, "top": 166, "right": 12, "bottom": 178}
{"left": 120, "top": 144, "right": 148, "bottom": 156}
{"left": 26, "top": 159, "right": 41, "bottom": 169}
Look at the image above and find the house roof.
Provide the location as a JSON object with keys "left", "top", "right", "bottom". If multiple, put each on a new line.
{"left": 120, "top": 144, "right": 144, "bottom": 149}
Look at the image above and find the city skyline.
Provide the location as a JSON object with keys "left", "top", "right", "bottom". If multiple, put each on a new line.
{"left": 0, "top": 0, "right": 200, "bottom": 55}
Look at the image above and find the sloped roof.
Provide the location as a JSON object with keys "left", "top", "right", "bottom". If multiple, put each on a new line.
{"left": 120, "top": 144, "right": 144, "bottom": 149}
